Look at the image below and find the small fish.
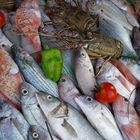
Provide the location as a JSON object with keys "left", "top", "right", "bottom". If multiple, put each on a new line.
{"left": 113, "top": 95, "right": 140, "bottom": 140}
{"left": 0, "top": 99, "right": 29, "bottom": 140}
{"left": 12, "top": 47, "right": 59, "bottom": 97}
{"left": 134, "top": 87, "right": 140, "bottom": 118}
{"left": 87, "top": 0, "right": 139, "bottom": 31}
{"left": 0, "top": 46, "right": 23, "bottom": 109}
{"left": 58, "top": 74, "right": 81, "bottom": 112}
{"left": 36, "top": 92, "right": 103, "bottom": 140}
{"left": 74, "top": 95, "right": 123, "bottom": 140}
{"left": 16, "top": 0, "right": 42, "bottom": 54}
{"left": 99, "top": 17, "right": 137, "bottom": 58}
{"left": 75, "top": 47, "right": 96, "bottom": 97}
{"left": 20, "top": 82, "right": 54, "bottom": 140}
{"left": 120, "top": 57, "right": 140, "bottom": 82}
{"left": 96, "top": 58, "right": 136, "bottom": 104}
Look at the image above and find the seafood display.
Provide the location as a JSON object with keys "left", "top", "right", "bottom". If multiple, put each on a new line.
{"left": 0, "top": 0, "right": 140, "bottom": 140}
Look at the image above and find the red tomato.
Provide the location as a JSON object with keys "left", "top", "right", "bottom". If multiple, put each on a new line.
{"left": 0, "top": 11, "right": 5, "bottom": 28}
{"left": 95, "top": 82, "right": 117, "bottom": 103}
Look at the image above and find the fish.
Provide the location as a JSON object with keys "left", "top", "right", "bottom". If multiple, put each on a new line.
{"left": 99, "top": 17, "right": 137, "bottom": 58}
{"left": 0, "top": 99, "right": 29, "bottom": 140}
{"left": 111, "top": 59, "right": 139, "bottom": 86}
{"left": 96, "top": 58, "right": 136, "bottom": 104}
{"left": 58, "top": 74, "right": 81, "bottom": 112}
{"left": 120, "top": 57, "right": 140, "bottom": 82}
{"left": 74, "top": 95, "right": 123, "bottom": 140}
{"left": 113, "top": 95, "right": 140, "bottom": 140}
{"left": 132, "top": 27, "right": 140, "bottom": 60}
{"left": 36, "top": 92, "right": 104, "bottom": 140}
{"left": 0, "top": 46, "right": 23, "bottom": 109}
{"left": 16, "top": 0, "right": 42, "bottom": 54}
{"left": 134, "top": 87, "right": 140, "bottom": 118}
{"left": 0, "top": 29, "right": 13, "bottom": 52}
{"left": 28, "top": 125, "right": 60, "bottom": 140}
{"left": 20, "top": 82, "right": 54, "bottom": 140}
{"left": 87, "top": 0, "right": 139, "bottom": 31}
{"left": 12, "top": 47, "right": 59, "bottom": 98}
{"left": 75, "top": 47, "right": 96, "bottom": 97}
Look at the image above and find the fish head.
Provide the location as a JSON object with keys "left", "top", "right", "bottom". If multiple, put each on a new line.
{"left": 20, "top": 82, "right": 38, "bottom": 106}
{"left": 29, "top": 125, "right": 48, "bottom": 140}
{"left": 36, "top": 92, "right": 60, "bottom": 116}
{"left": 74, "top": 95, "right": 96, "bottom": 113}
{"left": 0, "top": 99, "right": 12, "bottom": 119}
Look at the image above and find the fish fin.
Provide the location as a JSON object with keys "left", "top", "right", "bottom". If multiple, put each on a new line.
{"left": 61, "top": 119, "right": 78, "bottom": 138}
{"left": 51, "top": 102, "right": 68, "bottom": 118}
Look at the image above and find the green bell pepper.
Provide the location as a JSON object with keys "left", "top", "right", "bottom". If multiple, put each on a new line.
{"left": 41, "top": 47, "right": 63, "bottom": 82}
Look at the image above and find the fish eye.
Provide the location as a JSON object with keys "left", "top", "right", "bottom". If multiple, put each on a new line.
{"left": 124, "top": 98, "right": 128, "bottom": 102}
{"left": 101, "top": 9, "right": 103, "bottom": 12}
{"left": 32, "top": 132, "right": 39, "bottom": 138}
{"left": 21, "top": 89, "right": 28, "bottom": 96}
{"left": 61, "top": 78, "right": 66, "bottom": 82}
{"left": 86, "top": 97, "right": 93, "bottom": 102}
{"left": 47, "top": 95, "right": 53, "bottom": 100}
{"left": 92, "top": 1, "right": 95, "bottom": 5}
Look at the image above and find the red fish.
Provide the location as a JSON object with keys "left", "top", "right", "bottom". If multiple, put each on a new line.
{"left": 113, "top": 95, "right": 140, "bottom": 140}
{"left": 0, "top": 46, "right": 23, "bottom": 109}
{"left": 16, "top": 0, "right": 42, "bottom": 55}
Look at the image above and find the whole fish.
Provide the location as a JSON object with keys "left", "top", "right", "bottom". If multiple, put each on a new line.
{"left": 134, "top": 87, "right": 140, "bottom": 118}
{"left": 111, "top": 59, "right": 139, "bottom": 86}
{"left": 87, "top": 0, "right": 139, "bottom": 31}
{"left": 74, "top": 95, "right": 123, "bottom": 140}
{"left": 0, "top": 99, "right": 29, "bottom": 140}
{"left": 0, "top": 46, "right": 23, "bottom": 108}
{"left": 113, "top": 95, "right": 140, "bottom": 140}
{"left": 28, "top": 125, "right": 60, "bottom": 140}
{"left": 120, "top": 57, "right": 140, "bottom": 82}
{"left": 58, "top": 74, "right": 81, "bottom": 112}
{"left": 16, "top": 0, "right": 42, "bottom": 54}
{"left": 99, "top": 17, "right": 137, "bottom": 58}
{"left": 75, "top": 47, "right": 96, "bottom": 97}
{"left": 96, "top": 58, "right": 136, "bottom": 104}
{"left": 12, "top": 47, "right": 59, "bottom": 97}
{"left": 36, "top": 92, "right": 103, "bottom": 140}
{"left": 20, "top": 82, "right": 54, "bottom": 140}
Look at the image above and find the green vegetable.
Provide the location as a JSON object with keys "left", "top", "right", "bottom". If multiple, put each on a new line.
{"left": 41, "top": 48, "right": 63, "bottom": 82}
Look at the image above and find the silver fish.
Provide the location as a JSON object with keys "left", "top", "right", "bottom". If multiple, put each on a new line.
{"left": 113, "top": 95, "right": 140, "bottom": 140}
{"left": 74, "top": 95, "right": 123, "bottom": 140}
{"left": 13, "top": 47, "right": 59, "bottom": 97}
{"left": 58, "top": 74, "right": 81, "bottom": 112}
{"left": 87, "top": 0, "right": 139, "bottom": 30}
{"left": 99, "top": 17, "right": 137, "bottom": 58}
{"left": 36, "top": 92, "right": 103, "bottom": 140}
{"left": 96, "top": 58, "right": 136, "bottom": 104}
{"left": 75, "top": 47, "right": 96, "bottom": 97}
{"left": 0, "top": 99, "right": 29, "bottom": 140}
{"left": 134, "top": 88, "right": 140, "bottom": 118}
{"left": 120, "top": 57, "right": 140, "bottom": 82}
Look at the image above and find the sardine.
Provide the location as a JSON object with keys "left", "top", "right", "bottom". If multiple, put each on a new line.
{"left": 0, "top": 99, "right": 29, "bottom": 140}
{"left": 99, "top": 17, "right": 137, "bottom": 58}
{"left": 20, "top": 82, "right": 54, "bottom": 140}
{"left": 58, "top": 74, "right": 81, "bottom": 112}
{"left": 36, "top": 92, "right": 103, "bottom": 140}
{"left": 113, "top": 95, "right": 140, "bottom": 140}
{"left": 74, "top": 95, "right": 123, "bottom": 140}
{"left": 0, "top": 46, "right": 23, "bottom": 108}
{"left": 75, "top": 47, "right": 96, "bottom": 97}
{"left": 96, "top": 58, "right": 136, "bottom": 104}
{"left": 87, "top": 0, "right": 139, "bottom": 30}
{"left": 12, "top": 47, "right": 59, "bottom": 97}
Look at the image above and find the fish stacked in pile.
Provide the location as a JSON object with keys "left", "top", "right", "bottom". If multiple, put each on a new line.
{"left": 0, "top": 0, "right": 140, "bottom": 140}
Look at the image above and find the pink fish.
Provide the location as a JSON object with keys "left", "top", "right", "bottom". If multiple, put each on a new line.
{"left": 0, "top": 46, "right": 23, "bottom": 109}
{"left": 113, "top": 95, "right": 140, "bottom": 140}
{"left": 16, "top": 0, "right": 42, "bottom": 55}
